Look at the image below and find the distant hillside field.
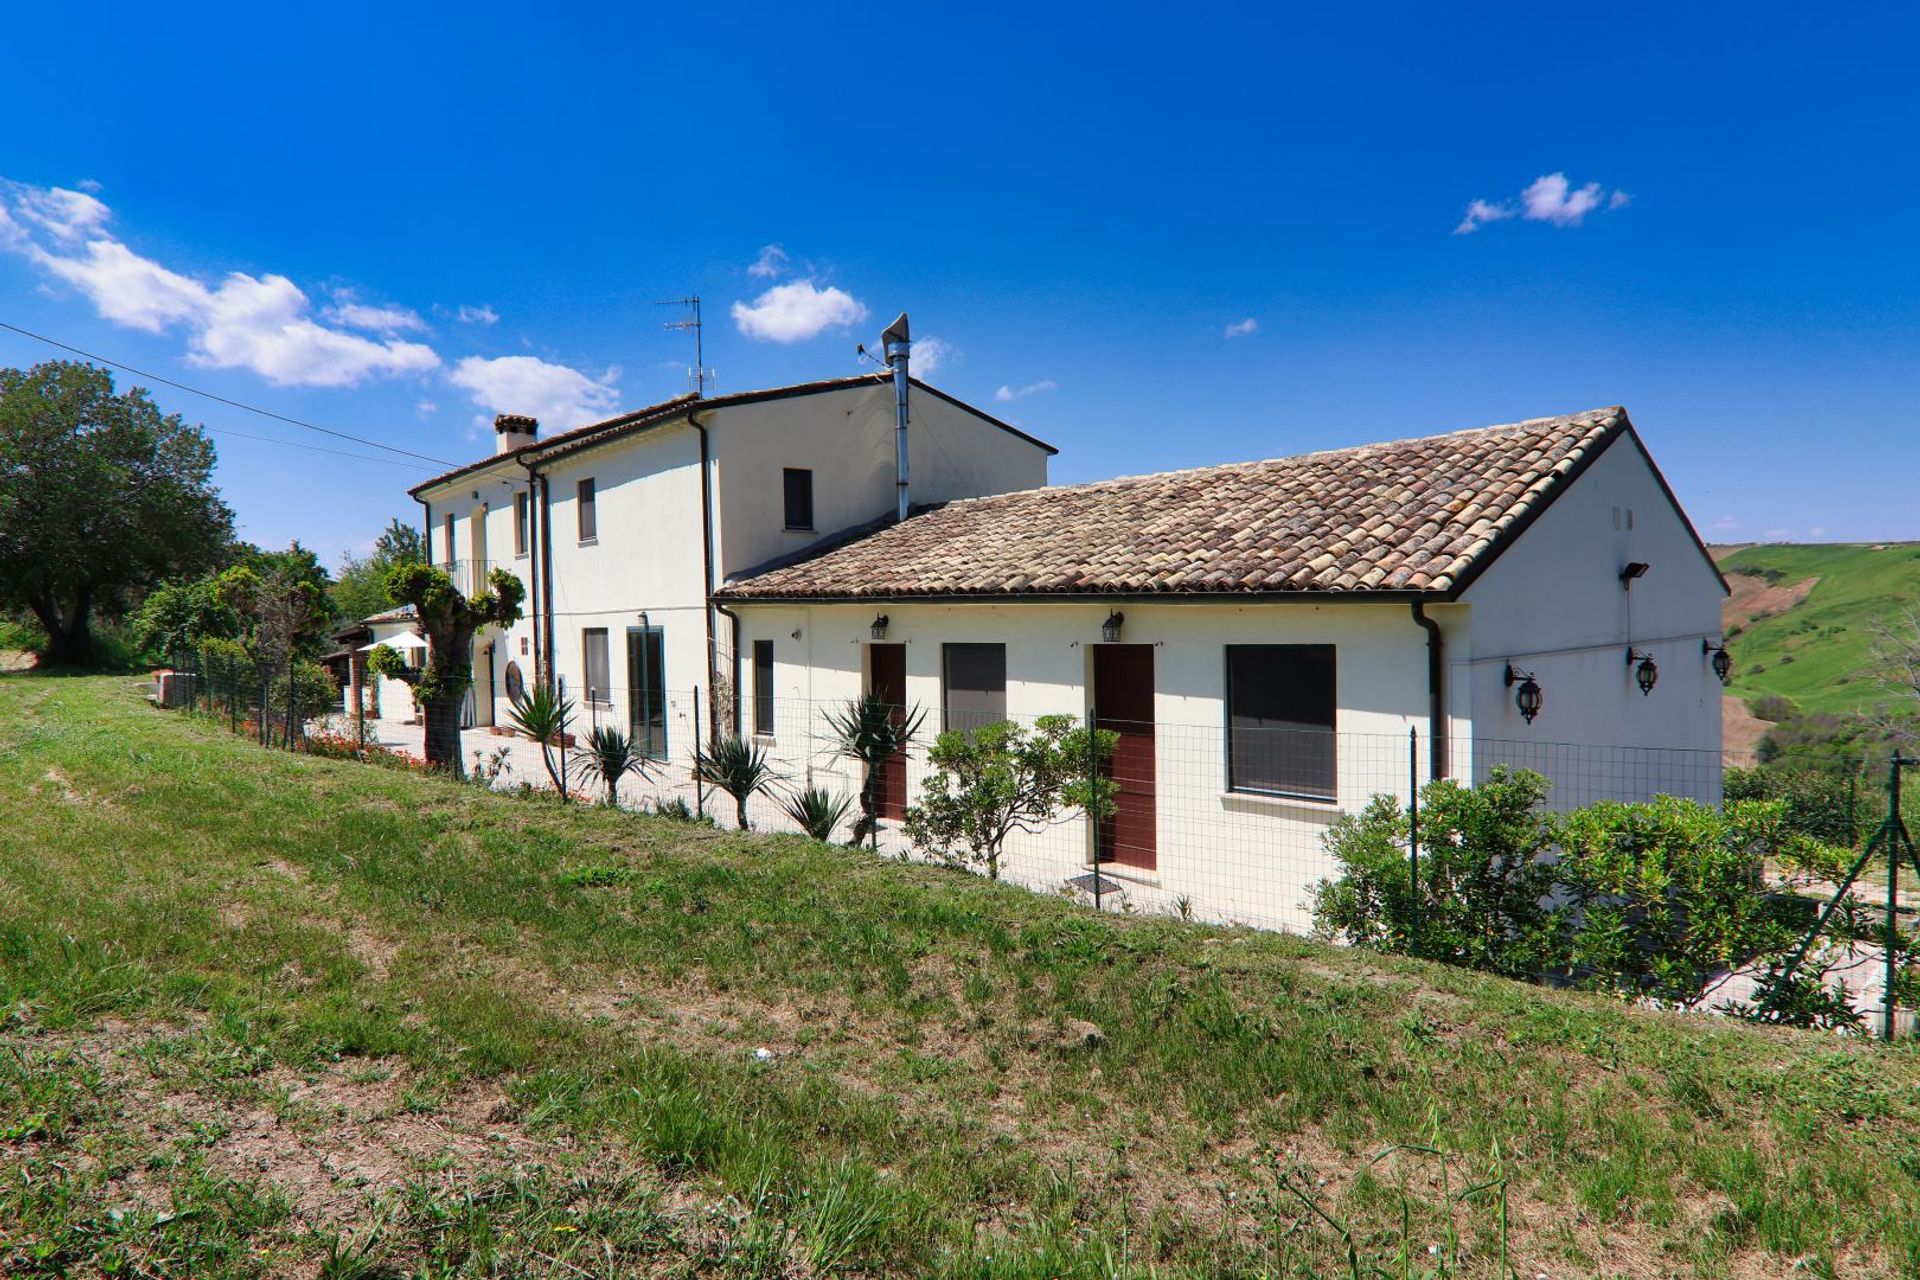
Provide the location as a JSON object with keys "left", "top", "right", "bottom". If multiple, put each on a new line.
{"left": 1714, "top": 541, "right": 1920, "bottom": 717}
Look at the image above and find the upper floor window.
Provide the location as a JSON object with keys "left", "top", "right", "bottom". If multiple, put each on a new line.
{"left": 1225, "top": 644, "right": 1336, "bottom": 800}
{"left": 442, "top": 513, "right": 456, "bottom": 565}
{"left": 514, "top": 492, "right": 529, "bottom": 556}
{"left": 942, "top": 642, "right": 1006, "bottom": 734}
{"left": 577, "top": 477, "right": 597, "bottom": 542}
{"left": 783, "top": 468, "right": 814, "bottom": 531}
{"left": 752, "top": 639, "right": 775, "bottom": 736}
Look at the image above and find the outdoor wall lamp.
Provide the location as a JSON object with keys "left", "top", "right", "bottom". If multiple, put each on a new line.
{"left": 1702, "top": 638, "right": 1733, "bottom": 685}
{"left": 1619, "top": 562, "right": 1650, "bottom": 589}
{"left": 869, "top": 614, "right": 890, "bottom": 640}
{"left": 1101, "top": 610, "right": 1125, "bottom": 643}
{"left": 1504, "top": 664, "right": 1543, "bottom": 724}
{"left": 1627, "top": 647, "right": 1659, "bottom": 695}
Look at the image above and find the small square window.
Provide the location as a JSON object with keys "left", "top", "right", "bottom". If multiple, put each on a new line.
{"left": 1225, "top": 644, "right": 1336, "bottom": 799}
{"left": 783, "top": 468, "right": 814, "bottom": 531}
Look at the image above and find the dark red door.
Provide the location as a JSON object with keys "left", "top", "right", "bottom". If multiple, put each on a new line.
{"left": 1093, "top": 644, "right": 1156, "bottom": 871}
{"left": 868, "top": 643, "right": 908, "bottom": 821}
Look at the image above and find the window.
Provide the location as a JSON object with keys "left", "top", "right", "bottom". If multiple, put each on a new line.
{"left": 783, "top": 468, "right": 814, "bottom": 531}
{"left": 942, "top": 643, "right": 1007, "bottom": 734}
{"left": 626, "top": 625, "right": 666, "bottom": 758}
{"left": 582, "top": 628, "right": 610, "bottom": 704}
{"left": 442, "top": 513, "right": 456, "bottom": 565}
{"left": 514, "top": 492, "right": 529, "bottom": 556}
{"left": 752, "top": 639, "right": 775, "bottom": 736}
{"left": 1226, "top": 645, "right": 1336, "bottom": 799}
{"left": 577, "top": 477, "right": 597, "bottom": 542}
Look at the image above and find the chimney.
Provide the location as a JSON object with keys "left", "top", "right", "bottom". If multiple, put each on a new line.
{"left": 882, "top": 312, "right": 911, "bottom": 522}
{"left": 494, "top": 413, "right": 537, "bottom": 455}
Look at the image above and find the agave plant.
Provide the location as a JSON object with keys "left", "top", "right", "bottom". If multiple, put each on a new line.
{"left": 573, "top": 724, "right": 655, "bottom": 807}
{"left": 507, "top": 683, "right": 575, "bottom": 799}
{"left": 694, "top": 734, "right": 781, "bottom": 831}
{"left": 825, "top": 691, "right": 927, "bottom": 849}
{"left": 779, "top": 784, "right": 855, "bottom": 842}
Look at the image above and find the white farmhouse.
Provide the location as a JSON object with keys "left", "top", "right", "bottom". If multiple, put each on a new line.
{"left": 715, "top": 406, "right": 1729, "bottom": 929}
{"left": 406, "top": 366, "right": 1055, "bottom": 757}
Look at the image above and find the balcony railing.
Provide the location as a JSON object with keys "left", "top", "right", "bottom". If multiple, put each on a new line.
{"left": 434, "top": 558, "right": 514, "bottom": 595}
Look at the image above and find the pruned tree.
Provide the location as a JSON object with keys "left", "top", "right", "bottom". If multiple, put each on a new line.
{"left": 1865, "top": 607, "right": 1920, "bottom": 752}
{"left": 904, "top": 716, "right": 1117, "bottom": 881}
{"left": 0, "top": 361, "right": 232, "bottom": 665}
{"left": 368, "top": 563, "right": 524, "bottom": 772}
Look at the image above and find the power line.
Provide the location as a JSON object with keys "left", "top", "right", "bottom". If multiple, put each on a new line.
{"left": 200, "top": 422, "right": 439, "bottom": 471}
{"left": 0, "top": 318, "right": 462, "bottom": 468}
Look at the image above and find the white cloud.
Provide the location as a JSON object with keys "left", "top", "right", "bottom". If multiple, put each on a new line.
{"left": 1224, "top": 317, "right": 1259, "bottom": 338}
{"left": 1708, "top": 515, "right": 1742, "bottom": 535}
{"left": 449, "top": 355, "right": 620, "bottom": 432}
{"left": 731, "top": 279, "right": 868, "bottom": 343}
{"left": 995, "top": 379, "right": 1058, "bottom": 403}
{"left": 1455, "top": 173, "right": 1625, "bottom": 234}
{"left": 74, "top": 178, "right": 103, "bottom": 193}
{"left": 1810, "top": 526, "right": 1826, "bottom": 538}
{"left": 1520, "top": 172, "right": 1605, "bottom": 227}
{"left": 416, "top": 399, "right": 438, "bottom": 418}
{"left": 747, "top": 244, "right": 789, "bottom": 279}
{"left": 911, "top": 334, "right": 955, "bottom": 378}
{"left": 1454, "top": 198, "right": 1516, "bottom": 235}
{"left": 455, "top": 304, "right": 499, "bottom": 325}
{"left": 0, "top": 178, "right": 440, "bottom": 386}
{"left": 324, "top": 298, "right": 427, "bottom": 332}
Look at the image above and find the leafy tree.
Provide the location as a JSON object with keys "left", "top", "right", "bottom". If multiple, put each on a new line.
{"left": 695, "top": 735, "right": 780, "bottom": 831}
{"left": 368, "top": 563, "right": 524, "bottom": 773}
{"left": 825, "top": 691, "right": 928, "bottom": 848}
{"left": 132, "top": 576, "right": 242, "bottom": 657}
{"left": 333, "top": 518, "right": 426, "bottom": 622}
{"left": 905, "top": 716, "right": 1117, "bottom": 881}
{"left": 0, "top": 361, "right": 232, "bottom": 664}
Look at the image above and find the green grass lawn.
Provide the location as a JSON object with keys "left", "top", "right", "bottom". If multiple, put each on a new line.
{"left": 5, "top": 675, "right": 1920, "bottom": 1277}
{"left": 1721, "top": 542, "right": 1920, "bottom": 717}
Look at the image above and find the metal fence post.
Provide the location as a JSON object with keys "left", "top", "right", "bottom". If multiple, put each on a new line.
{"left": 1887, "top": 753, "right": 1905, "bottom": 1042}
{"left": 1088, "top": 705, "right": 1102, "bottom": 914}
{"left": 692, "top": 686, "right": 706, "bottom": 820}
{"left": 1408, "top": 725, "right": 1421, "bottom": 958}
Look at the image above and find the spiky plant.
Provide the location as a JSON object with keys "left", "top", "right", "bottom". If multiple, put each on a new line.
{"left": 507, "top": 683, "right": 575, "bottom": 799}
{"left": 573, "top": 724, "right": 654, "bottom": 807}
{"left": 779, "top": 784, "right": 855, "bottom": 842}
{"left": 825, "top": 691, "right": 927, "bottom": 848}
{"left": 694, "top": 734, "right": 780, "bottom": 831}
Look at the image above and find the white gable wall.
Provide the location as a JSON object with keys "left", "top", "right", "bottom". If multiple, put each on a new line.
{"left": 1458, "top": 431, "right": 1725, "bottom": 803}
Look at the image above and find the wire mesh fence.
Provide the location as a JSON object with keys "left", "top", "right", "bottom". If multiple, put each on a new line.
{"left": 154, "top": 669, "right": 1786, "bottom": 938}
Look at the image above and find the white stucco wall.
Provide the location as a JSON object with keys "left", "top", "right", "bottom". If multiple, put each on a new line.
{"left": 730, "top": 598, "right": 1448, "bottom": 932}
{"left": 1458, "top": 430, "right": 1726, "bottom": 805}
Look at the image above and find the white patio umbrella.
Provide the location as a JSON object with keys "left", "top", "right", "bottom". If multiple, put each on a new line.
{"left": 358, "top": 632, "right": 428, "bottom": 653}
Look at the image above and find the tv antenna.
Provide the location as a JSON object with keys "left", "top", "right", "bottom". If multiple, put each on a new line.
{"left": 656, "top": 296, "right": 713, "bottom": 397}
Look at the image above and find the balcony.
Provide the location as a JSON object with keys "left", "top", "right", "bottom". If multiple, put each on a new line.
{"left": 434, "top": 559, "right": 514, "bottom": 596}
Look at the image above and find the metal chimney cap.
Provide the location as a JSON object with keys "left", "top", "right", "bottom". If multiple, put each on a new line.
{"left": 881, "top": 312, "right": 910, "bottom": 347}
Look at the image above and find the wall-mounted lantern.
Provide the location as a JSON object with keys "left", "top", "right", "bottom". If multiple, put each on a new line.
{"left": 1101, "top": 610, "right": 1125, "bottom": 643}
{"left": 1702, "top": 638, "right": 1733, "bottom": 685}
{"left": 870, "top": 614, "right": 890, "bottom": 641}
{"left": 1504, "top": 664, "right": 1543, "bottom": 724}
{"left": 1627, "top": 647, "right": 1659, "bottom": 696}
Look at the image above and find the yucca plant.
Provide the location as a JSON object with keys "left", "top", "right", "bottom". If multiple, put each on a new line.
{"left": 825, "top": 691, "right": 927, "bottom": 849}
{"left": 507, "top": 683, "right": 575, "bottom": 799}
{"left": 779, "top": 784, "right": 855, "bottom": 842}
{"left": 573, "top": 724, "right": 654, "bottom": 807}
{"left": 694, "top": 734, "right": 780, "bottom": 831}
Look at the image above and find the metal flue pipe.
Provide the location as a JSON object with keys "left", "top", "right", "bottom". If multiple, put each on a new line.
{"left": 883, "top": 312, "right": 911, "bottom": 523}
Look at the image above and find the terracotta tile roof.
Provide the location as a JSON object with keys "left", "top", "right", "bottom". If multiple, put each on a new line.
{"left": 719, "top": 407, "right": 1634, "bottom": 601}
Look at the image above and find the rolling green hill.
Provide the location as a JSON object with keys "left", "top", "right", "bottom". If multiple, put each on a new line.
{"left": 1718, "top": 541, "right": 1920, "bottom": 716}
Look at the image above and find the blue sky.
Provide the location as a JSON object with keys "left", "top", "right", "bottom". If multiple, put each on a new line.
{"left": 2, "top": 4, "right": 1916, "bottom": 564}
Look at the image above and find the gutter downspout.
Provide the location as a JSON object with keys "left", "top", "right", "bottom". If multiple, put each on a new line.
{"left": 1412, "top": 600, "right": 1447, "bottom": 782}
{"left": 521, "top": 457, "right": 543, "bottom": 685}
{"left": 539, "top": 471, "right": 556, "bottom": 692}
{"left": 690, "top": 411, "right": 739, "bottom": 739}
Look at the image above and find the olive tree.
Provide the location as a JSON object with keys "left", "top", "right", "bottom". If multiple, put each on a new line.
{"left": 0, "top": 361, "right": 232, "bottom": 665}
{"left": 367, "top": 563, "right": 524, "bottom": 772}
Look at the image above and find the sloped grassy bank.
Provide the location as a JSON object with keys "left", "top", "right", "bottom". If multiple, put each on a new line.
{"left": 3, "top": 673, "right": 1919, "bottom": 1278}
